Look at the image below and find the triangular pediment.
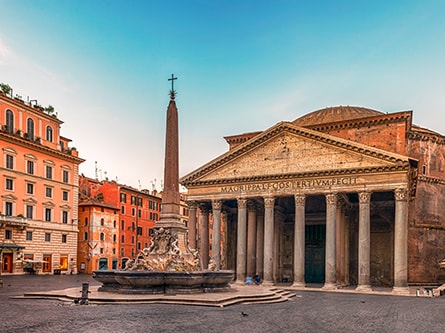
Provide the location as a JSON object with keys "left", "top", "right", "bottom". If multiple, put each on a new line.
{"left": 181, "top": 122, "right": 412, "bottom": 186}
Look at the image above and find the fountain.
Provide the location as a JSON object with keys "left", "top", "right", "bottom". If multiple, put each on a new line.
{"left": 93, "top": 76, "right": 234, "bottom": 294}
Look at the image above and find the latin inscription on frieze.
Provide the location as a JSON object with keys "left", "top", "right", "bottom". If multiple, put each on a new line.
{"left": 220, "top": 176, "right": 358, "bottom": 193}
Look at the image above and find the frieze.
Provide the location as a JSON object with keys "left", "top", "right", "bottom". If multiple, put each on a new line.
{"left": 220, "top": 176, "right": 358, "bottom": 194}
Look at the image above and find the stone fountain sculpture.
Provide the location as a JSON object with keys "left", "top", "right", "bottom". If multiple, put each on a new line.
{"left": 93, "top": 76, "right": 234, "bottom": 294}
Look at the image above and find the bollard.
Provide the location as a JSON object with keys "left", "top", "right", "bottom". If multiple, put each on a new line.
{"left": 80, "top": 282, "right": 90, "bottom": 305}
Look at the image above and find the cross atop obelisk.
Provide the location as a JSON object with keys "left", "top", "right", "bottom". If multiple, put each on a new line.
{"left": 168, "top": 74, "right": 177, "bottom": 99}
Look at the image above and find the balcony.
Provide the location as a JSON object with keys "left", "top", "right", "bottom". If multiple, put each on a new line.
{"left": 0, "top": 215, "right": 28, "bottom": 230}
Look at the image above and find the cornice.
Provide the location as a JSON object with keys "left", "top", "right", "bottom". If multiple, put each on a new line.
{"left": 181, "top": 121, "right": 412, "bottom": 184}
{"left": 304, "top": 111, "right": 412, "bottom": 132}
{"left": 417, "top": 176, "right": 445, "bottom": 185}
{"left": 0, "top": 131, "right": 84, "bottom": 164}
{"left": 407, "top": 130, "right": 445, "bottom": 145}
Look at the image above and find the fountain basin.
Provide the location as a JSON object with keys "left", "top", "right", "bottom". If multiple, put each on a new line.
{"left": 93, "top": 270, "right": 234, "bottom": 294}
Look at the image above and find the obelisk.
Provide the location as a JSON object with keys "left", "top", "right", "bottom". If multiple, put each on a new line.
{"left": 157, "top": 74, "right": 188, "bottom": 253}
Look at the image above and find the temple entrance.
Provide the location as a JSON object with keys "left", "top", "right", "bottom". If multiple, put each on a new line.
{"left": 305, "top": 224, "right": 326, "bottom": 283}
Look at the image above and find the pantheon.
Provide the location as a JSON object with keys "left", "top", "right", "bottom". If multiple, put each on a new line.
{"left": 181, "top": 106, "right": 445, "bottom": 293}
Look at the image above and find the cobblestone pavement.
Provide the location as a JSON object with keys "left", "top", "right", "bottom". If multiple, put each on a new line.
{"left": 1, "top": 274, "right": 444, "bottom": 333}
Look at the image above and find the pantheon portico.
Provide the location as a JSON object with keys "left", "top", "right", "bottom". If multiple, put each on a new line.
{"left": 181, "top": 106, "right": 445, "bottom": 293}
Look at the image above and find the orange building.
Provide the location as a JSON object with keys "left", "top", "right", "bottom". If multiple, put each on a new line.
{"left": 78, "top": 176, "right": 161, "bottom": 271}
{"left": 0, "top": 86, "right": 84, "bottom": 275}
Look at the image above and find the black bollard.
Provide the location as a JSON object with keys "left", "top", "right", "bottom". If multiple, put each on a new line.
{"left": 80, "top": 282, "right": 90, "bottom": 305}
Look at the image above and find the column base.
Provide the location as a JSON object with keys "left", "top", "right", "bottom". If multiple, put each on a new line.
{"left": 392, "top": 286, "right": 410, "bottom": 295}
{"left": 322, "top": 283, "right": 337, "bottom": 290}
{"left": 355, "top": 284, "right": 372, "bottom": 292}
{"left": 291, "top": 281, "right": 306, "bottom": 288}
{"left": 261, "top": 280, "right": 274, "bottom": 287}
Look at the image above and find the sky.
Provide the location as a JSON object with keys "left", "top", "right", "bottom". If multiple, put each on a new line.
{"left": 1, "top": 1, "right": 445, "bottom": 191}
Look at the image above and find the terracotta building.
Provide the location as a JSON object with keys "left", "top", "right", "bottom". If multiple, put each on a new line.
{"left": 78, "top": 176, "right": 161, "bottom": 272}
{"left": 182, "top": 106, "right": 445, "bottom": 293}
{"left": 0, "top": 88, "right": 84, "bottom": 275}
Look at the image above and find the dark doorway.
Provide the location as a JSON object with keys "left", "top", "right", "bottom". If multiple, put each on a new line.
{"left": 305, "top": 224, "right": 326, "bottom": 283}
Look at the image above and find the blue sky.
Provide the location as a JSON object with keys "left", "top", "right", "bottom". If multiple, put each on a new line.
{"left": 1, "top": 1, "right": 445, "bottom": 190}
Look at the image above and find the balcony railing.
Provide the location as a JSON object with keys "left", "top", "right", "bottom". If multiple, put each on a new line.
{"left": 0, "top": 215, "right": 28, "bottom": 229}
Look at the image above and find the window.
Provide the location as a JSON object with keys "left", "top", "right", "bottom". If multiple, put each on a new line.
{"left": 6, "top": 154, "right": 14, "bottom": 169}
{"left": 137, "top": 226, "right": 142, "bottom": 236}
{"left": 62, "top": 170, "right": 69, "bottom": 183}
{"left": 45, "top": 187, "right": 53, "bottom": 198}
{"left": 5, "top": 178, "right": 13, "bottom": 190}
{"left": 100, "top": 218, "right": 104, "bottom": 226}
{"left": 131, "top": 196, "right": 136, "bottom": 205}
{"left": 85, "top": 217, "right": 88, "bottom": 225}
{"left": 131, "top": 236, "right": 135, "bottom": 244}
{"left": 5, "top": 202, "right": 13, "bottom": 216}
{"left": 62, "top": 211, "right": 68, "bottom": 224}
{"left": 27, "top": 160, "right": 34, "bottom": 174}
{"left": 84, "top": 232, "right": 88, "bottom": 240}
{"left": 6, "top": 110, "right": 14, "bottom": 134}
{"left": 45, "top": 208, "right": 52, "bottom": 221}
{"left": 26, "top": 231, "right": 33, "bottom": 241}
{"left": 61, "top": 234, "right": 67, "bottom": 243}
{"left": 138, "top": 198, "right": 143, "bottom": 206}
{"left": 121, "top": 220, "right": 125, "bottom": 230}
{"left": 120, "top": 248, "right": 124, "bottom": 256}
{"left": 26, "top": 182, "right": 34, "bottom": 195}
{"left": 46, "top": 126, "right": 53, "bottom": 142}
{"left": 131, "top": 208, "right": 135, "bottom": 216}
{"left": 137, "top": 242, "right": 141, "bottom": 250}
{"left": 45, "top": 233, "right": 51, "bottom": 242}
{"left": 5, "top": 229, "right": 12, "bottom": 240}
{"left": 113, "top": 234, "right": 117, "bottom": 242}
{"left": 27, "top": 118, "right": 34, "bottom": 140}
{"left": 62, "top": 190, "right": 68, "bottom": 201}
{"left": 100, "top": 233, "right": 105, "bottom": 241}
{"left": 138, "top": 209, "right": 141, "bottom": 218}
{"left": 121, "top": 235, "right": 125, "bottom": 243}
{"left": 120, "top": 193, "right": 126, "bottom": 203}
{"left": 121, "top": 206, "right": 125, "bottom": 214}
{"left": 26, "top": 205, "right": 33, "bottom": 219}
{"left": 45, "top": 166, "right": 53, "bottom": 179}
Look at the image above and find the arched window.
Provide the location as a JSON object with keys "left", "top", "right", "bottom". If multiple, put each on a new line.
{"left": 100, "top": 232, "right": 105, "bottom": 241}
{"left": 6, "top": 110, "right": 14, "bottom": 134}
{"left": 46, "top": 126, "right": 53, "bottom": 142}
{"left": 26, "top": 118, "right": 34, "bottom": 140}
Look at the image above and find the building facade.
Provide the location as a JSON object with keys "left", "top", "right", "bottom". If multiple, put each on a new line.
{"left": 78, "top": 176, "right": 162, "bottom": 272}
{"left": 181, "top": 106, "right": 445, "bottom": 292}
{"left": 0, "top": 89, "right": 84, "bottom": 275}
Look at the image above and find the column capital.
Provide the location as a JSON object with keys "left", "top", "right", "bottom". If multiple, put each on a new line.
{"left": 247, "top": 200, "right": 257, "bottom": 212}
{"left": 187, "top": 200, "right": 198, "bottom": 210}
{"left": 237, "top": 198, "right": 248, "bottom": 209}
{"left": 198, "top": 202, "right": 210, "bottom": 213}
{"left": 325, "top": 192, "right": 338, "bottom": 205}
{"left": 358, "top": 191, "right": 372, "bottom": 204}
{"left": 294, "top": 194, "right": 306, "bottom": 206}
{"left": 212, "top": 199, "right": 222, "bottom": 210}
{"left": 263, "top": 196, "right": 275, "bottom": 208}
{"left": 394, "top": 188, "right": 408, "bottom": 202}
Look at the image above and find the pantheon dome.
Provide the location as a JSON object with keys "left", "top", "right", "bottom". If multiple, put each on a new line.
{"left": 293, "top": 105, "right": 384, "bottom": 127}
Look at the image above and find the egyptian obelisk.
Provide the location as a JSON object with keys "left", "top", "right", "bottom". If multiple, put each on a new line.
{"left": 157, "top": 74, "right": 188, "bottom": 252}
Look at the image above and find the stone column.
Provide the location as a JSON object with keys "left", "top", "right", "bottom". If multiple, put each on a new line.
{"left": 323, "top": 193, "right": 337, "bottom": 290}
{"left": 356, "top": 191, "right": 372, "bottom": 291}
{"left": 256, "top": 206, "right": 264, "bottom": 278}
{"left": 198, "top": 203, "right": 210, "bottom": 270}
{"left": 236, "top": 198, "right": 248, "bottom": 283}
{"left": 211, "top": 199, "right": 222, "bottom": 270}
{"left": 293, "top": 194, "right": 306, "bottom": 287}
{"left": 246, "top": 201, "right": 257, "bottom": 278}
{"left": 344, "top": 208, "right": 351, "bottom": 286}
{"left": 263, "top": 196, "right": 275, "bottom": 285}
{"left": 393, "top": 187, "right": 409, "bottom": 294}
{"left": 221, "top": 211, "right": 228, "bottom": 269}
{"left": 187, "top": 201, "right": 198, "bottom": 249}
{"left": 336, "top": 199, "right": 345, "bottom": 286}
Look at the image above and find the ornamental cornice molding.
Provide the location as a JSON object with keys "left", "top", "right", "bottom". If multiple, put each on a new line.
{"left": 417, "top": 175, "right": 445, "bottom": 185}
{"left": 183, "top": 164, "right": 410, "bottom": 187}
{"left": 407, "top": 130, "right": 445, "bottom": 145}
{"left": 180, "top": 122, "right": 413, "bottom": 185}
{"left": 306, "top": 111, "right": 412, "bottom": 133}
